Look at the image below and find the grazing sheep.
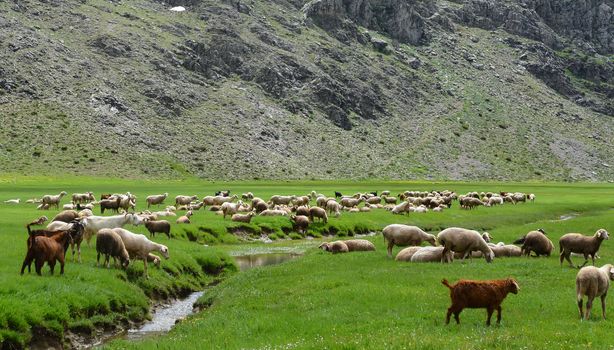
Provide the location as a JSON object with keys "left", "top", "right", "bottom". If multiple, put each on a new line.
{"left": 318, "top": 241, "right": 349, "bottom": 254}
{"left": 411, "top": 246, "right": 446, "bottom": 262}
{"left": 382, "top": 224, "right": 436, "bottom": 258}
{"left": 325, "top": 201, "right": 341, "bottom": 218}
{"left": 437, "top": 227, "right": 495, "bottom": 263}
{"left": 175, "top": 195, "right": 198, "bottom": 207}
{"left": 21, "top": 230, "right": 73, "bottom": 275}
{"left": 342, "top": 239, "right": 376, "bottom": 251}
{"left": 37, "top": 203, "right": 50, "bottom": 210}
{"left": 309, "top": 207, "right": 328, "bottom": 223}
{"left": 100, "top": 197, "right": 122, "bottom": 214}
{"left": 81, "top": 213, "right": 143, "bottom": 244}
{"left": 290, "top": 215, "right": 309, "bottom": 234}
{"left": 395, "top": 246, "right": 423, "bottom": 262}
{"left": 294, "top": 205, "right": 310, "bottom": 217}
{"left": 340, "top": 197, "right": 363, "bottom": 208}
{"left": 212, "top": 194, "right": 238, "bottom": 205}
{"left": 96, "top": 228, "right": 130, "bottom": 269}
{"left": 231, "top": 212, "right": 255, "bottom": 223}
{"left": 41, "top": 191, "right": 67, "bottom": 209}
{"left": 143, "top": 219, "right": 171, "bottom": 239}
{"left": 560, "top": 229, "right": 609, "bottom": 268}
{"left": 528, "top": 193, "right": 536, "bottom": 203}
{"left": 390, "top": 202, "right": 411, "bottom": 215}
{"left": 269, "top": 195, "right": 296, "bottom": 207}
{"left": 221, "top": 201, "right": 243, "bottom": 219}
{"left": 241, "top": 192, "right": 254, "bottom": 200}
{"left": 72, "top": 192, "right": 95, "bottom": 204}
{"left": 576, "top": 264, "right": 614, "bottom": 320}
{"left": 442, "top": 278, "right": 519, "bottom": 326}
{"left": 112, "top": 228, "right": 169, "bottom": 279}
{"left": 146, "top": 193, "right": 168, "bottom": 208}
{"left": 176, "top": 211, "right": 193, "bottom": 224}
{"left": 4, "top": 199, "right": 20, "bottom": 204}
{"left": 293, "top": 196, "right": 310, "bottom": 207}
{"left": 253, "top": 201, "right": 269, "bottom": 213}
{"left": 52, "top": 210, "right": 79, "bottom": 223}
{"left": 514, "top": 229, "right": 553, "bottom": 257}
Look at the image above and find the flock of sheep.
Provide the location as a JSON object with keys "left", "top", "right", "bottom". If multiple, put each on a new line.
{"left": 10, "top": 188, "right": 611, "bottom": 322}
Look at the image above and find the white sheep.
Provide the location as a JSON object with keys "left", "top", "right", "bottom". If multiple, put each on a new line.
{"left": 176, "top": 210, "right": 193, "bottom": 224}
{"left": 411, "top": 246, "right": 447, "bottom": 262}
{"left": 221, "top": 201, "right": 244, "bottom": 219}
{"left": 4, "top": 199, "right": 20, "bottom": 204}
{"left": 395, "top": 246, "right": 423, "bottom": 262}
{"left": 81, "top": 213, "right": 143, "bottom": 244}
{"left": 42, "top": 191, "right": 67, "bottom": 209}
{"left": 382, "top": 224, "right": 436, "bottom": 258}
{"left": 437, "top": 227, "right": 495, "bottom": 263}
{"left": 112, "top": 228, "right": 169, "bottom": 278}
{"left": 576, "top": 264, "right": 614, "bottom": 320}
{"left": 175, "top": 195, "right": 198, "bottom": 207}
{"left": 146, "top": 193, "right": 168, "bottom": 208}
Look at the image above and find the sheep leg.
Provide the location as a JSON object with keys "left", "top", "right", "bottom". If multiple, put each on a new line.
{"left": 143, "top": 256, "right": 149, "bottom": 279}
{"left": 496, "top": 306, "right": 502, "bottom": 324}
{"left": 97, "top": 252, "right": 101, "bottom": 267}
{"left": 387, "top": 241, "right": 394, "bottom": 258}
{"left": 59, "top": 255, "right": 65, "bottom": 275}
{"left": 563, "top": 253, "right": 575, "bottom": 268}
{"left": 35, "top": 259, "right": 44, "bottom": 276}
{"left": 445, "top": 308, "right": 452, "bottom": 324}
{"left": 441, "top": 247, "right": 449, "bottom": 263}
{"left": 601, "top": 294, "right": 607, "bottom": 320}
{"left": 586, "top": 297, "right": 594, "bottom": 320}
{"left": 453, "top": 311, "right": 461, "bottom": 324}
{"left": 77, "top": 242, "right": 82, "bottom": 263}
{"left": 578, "top": 297, "right": 584, "bottom": 320}
{"left": 49, "top": 260, "right": 56, "bottom": 275}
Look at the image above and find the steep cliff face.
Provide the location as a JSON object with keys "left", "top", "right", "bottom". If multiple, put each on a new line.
{"left": 0, "top": 0, "right": 612, "bottom": 180}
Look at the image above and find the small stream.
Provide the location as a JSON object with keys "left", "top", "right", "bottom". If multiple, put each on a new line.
{"left": 94, "top": 250, "right": 302, "bottom": 347}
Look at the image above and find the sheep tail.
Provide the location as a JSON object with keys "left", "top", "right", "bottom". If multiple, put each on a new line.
{"left": 441, "top": 279, "right": 452, "bottom": 289}
{"left": 26, "top": 223, "right": 33, "bottom": 235}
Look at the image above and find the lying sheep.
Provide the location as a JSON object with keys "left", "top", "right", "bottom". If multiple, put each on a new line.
{"left": 143, "top": 219, "right": 171, "bottom": 239}
{"left": 437, "top": 227, "right": 495, "bottom": 263}
{"left": 514, "top": 229, "right": 553, "bottom": 257}
{"left": 489, "top": 244, "right": 522, "bottom": 257}
{"left": 576, "top": 264, "right": 614, "bottom": 320}
{"left": 259, "top": 209, "right": 288, "bottom": 216}
{"left": 442, "top": 278, "right": 519, "bottom": 326}
{"left": 395, "top": 246, "right": 423, "bottom": 262}
{"left": 342, "top": 239, "right": 376, "bottom": 251}
{"left": 560, "top": 229, "right": 609, "bottom": 268}
{"left": 4, "top": 199, "right": 20, "bottom": 204}
{"left": 176, "top": 211, "right": 193, "bottom": 224}
{"left": 96, "top": 229, "right": 130, "bottom": 269}
{"left": 411, "top": 246, "right": 446, "bottom": 262}
{"left": 231, "top": 212, "right": 255, "bottom": 223}
{"left": 318, "top": 241, "right": 349, "bottom": 254}
{"left": 382, "top": 224, "right": 436, "bottom": 258}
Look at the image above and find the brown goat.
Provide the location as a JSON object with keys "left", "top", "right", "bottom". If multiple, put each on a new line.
{"left": 21, "top": 230, "right": 73, "bottom": 275}
{"left": 100, "top": 197, "right": 121, "bottom": 214}
{"left": 442, "top": 278, "right": 519, "bottom": 326}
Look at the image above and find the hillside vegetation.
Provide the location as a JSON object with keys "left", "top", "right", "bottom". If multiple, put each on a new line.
{"left": 0, "top": 0, "right": 612, "bottom": 180}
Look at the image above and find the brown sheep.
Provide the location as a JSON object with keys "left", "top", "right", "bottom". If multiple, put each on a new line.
{"left": 442, "top": 278, "right": 519, "bottom": 326}
{"left": 560, "top": 229, "right": 609, "bottom": 268}
{"left": 21, "top": 230, "right": 73, "bottom": 275}
{"left": 96, "top": 229, "right": 130, "bottom": 269}
{"left": 293, "top": 205, "right": 310, "bottom": 217}
{"left": 342, "top": 239, "right": 376, "bottom": 251}
{"left": 144, "top": 219, "right": 172, "bottom": 239}
{"left": 51, "top": 210, "right": 79, "bottom": 223}
{"left": 100, "top": 197, "right": 121, "bottom": 214}
{"left": 514, "top": 229, "right": 553, "bottom": 257}
{"left": 290, "top": 215, "right": 309, "bottom": 234}
{"left": 231, "top": 212, "right": 255, "bottom": 223}
{"left": 318, "top": 241, "right": 349, "bottom": 254}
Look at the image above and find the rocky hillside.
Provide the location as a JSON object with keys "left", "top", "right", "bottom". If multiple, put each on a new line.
{"left": 0, "top": 0, "right": 612, "bottom": 181}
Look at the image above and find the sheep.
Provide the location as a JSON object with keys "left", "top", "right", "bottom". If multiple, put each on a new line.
{"left": 52, "top": 210, "right": 79, "bottom": 223}
{"left": 576, "top": 264, "right": 614, "bottom": 320}
{"left": 21, "top": 230, "right": 73, "bottom": 275}
{"left": 559, "top": 229, "right": 609, "bottom": 268}
{"left": 146, "top": 193, "right": 168, "bottom": 208}
{"left": 241, "top": 192, "right": 254, "bottom": 200}
{"left": 36, "top": 203, "right": 49, "bottom": 210}
{"left": 528, "top": 193, "right": 536, "bottom": 203}
{"left": 382, "top": 195, "right": 397, "bottom": 204}
{"left": 72, "top": 192, "right": 94, "bottom": 204}
{"left": 231, "top": 212, "right": 255, "bottom": 223}
{"left": 143, "top": 219, "right": 171, "bottom": 239}
{"left": 382, "top": 224, "right": 436, "bottom": 258}
{"left": 215, "top": 190, "right": 230, "bottom": 197}
{"left": 325, "top": 201, "right": 341, "bottom": 218}
{"left": 175, "top": 195, "right": 198, "bottom": 207}
{"left": 25, "top": 198, "right": 41, "bottom": 204}
{"left": 340, "top": 197, "right": 363, "bottom": 208}
{"left": 176, "top": 211, "right": 193, "bottom": 224}
{"left": 290, "top": 215, "right": 309, "bottom": 234}
{"left": 28, "top": 216, "right": 49, "bottom": 227}
{"left": 342, "top": 239, "right": 376, "bottom": 251}
{"left": 212, "top": 194, "right": 238, "bottom": 205}
{"left": 411, "top": 246, "right": 447, "bottom": 262}
{"left": 334, "top": 191, "right": 343, "bottom": 198}
{"left": 395, "top": 246, "right": 423, "bottom": 262}
{"left": 96, "top": 228, "right": 130, "bottom": 269}
{"left": 100, "top": 197, "right": 122, "bottom": 214}
{"left": 318, "top": 241, "right": 349, "bottom": 254}
{"left": 4, "top": 199, "right": 20, "bottom": 204}
{"left": 482, "top": 232, "right": 492, "bottom": 243}
{"left": 41, "top": 191, "right": 67, "bottom": 209}
{"left": 437, "top": 227, "right": 495, "bottom": 263}
{"left": 489, "top": 245, "right": 522, "bottom": 257}
{"left": 253, "top": 201, "right": 269, "bottom": 213}
{"left": 366, "top": 196, "right": 381, "bottom": 205}
{"left": 81, "top": 213, "right": 143, "bottom": 244}
{"left": 221, "top": 201, "right": 243, "bottom": 219}
{"left": 390, "top": 201, "right": 411, "bottom": 215}
{"left": 309, "top": 207, "right": 328, "bottom": 223}
{"left": 442, "top": 278, "right": 519, "bottom": 326}
{"left": 117, "top": 193, "right": 136, "bottom": 212}
{"left": 112, "top": 228, "right": 169, "bottom": 278}
{"left": 152, "top": 209, "right": 176, "bottom": 219}
{"left": 292, "top": 196, "right": 310, "bottom": 207}
{"left": 514, "top": 229, "right": 553, "bottom": 257}
{"left": 414, "top": 205, "right": 428, "bottom": 213}
{"left": 292, "top": 205, "right": 310, "bottom": 217}
{"left": 269, "top": 195, "right": 296, "bottom": 207}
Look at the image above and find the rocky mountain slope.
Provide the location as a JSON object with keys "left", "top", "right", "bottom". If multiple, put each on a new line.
{"left": 0, "top": 0, "right": 612, "bottom": 180}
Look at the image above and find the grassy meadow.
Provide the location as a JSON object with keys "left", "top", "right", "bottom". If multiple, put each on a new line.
{"left": 0, "top": 176, "right": 612, "bottom": 349}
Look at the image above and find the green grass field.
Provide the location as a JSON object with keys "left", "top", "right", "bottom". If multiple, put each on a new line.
{"left": 0, "top": 176, "right": 612, "bottom": 349}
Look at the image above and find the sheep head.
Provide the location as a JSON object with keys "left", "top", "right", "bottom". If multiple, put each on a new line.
{"left": 484, "top": 249, "right": 495, "bottom": 263}
{"left": 596, "top": 229, "right": 609, "bottom": 240}
{"left": 158, "top": 245, "right": 170, "bottom": 259}
{"left": 507, "top": 278, "right": 520, "bottom": 294}
{"left": 318, "top": 242, "right": 330, "bottom": 251}
{"left": 426, "top": 234, "right": 437, "bottom": 246}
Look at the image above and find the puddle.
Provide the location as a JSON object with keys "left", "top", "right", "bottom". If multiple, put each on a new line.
{"left": 233, "top": 252, "right": 302, "bottom": 271}
{"left": 557, "top": 213, "right": 578, "bottom": 221}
